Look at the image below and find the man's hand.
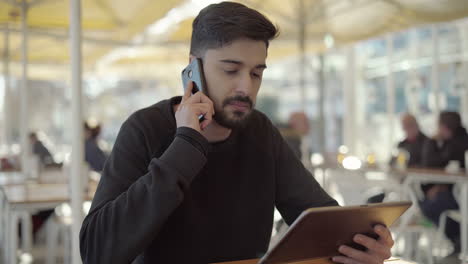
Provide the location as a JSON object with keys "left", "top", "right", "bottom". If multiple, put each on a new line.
{"left": 175, "top": 81, "right": 215, "bottom": 132}
{"left": 332, "top": 225, "right": 393, "bottom": 264}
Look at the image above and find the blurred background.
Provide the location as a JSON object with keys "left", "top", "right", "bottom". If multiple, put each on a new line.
{"left": 1, "top": 0, "right": 468, "bottom": 263}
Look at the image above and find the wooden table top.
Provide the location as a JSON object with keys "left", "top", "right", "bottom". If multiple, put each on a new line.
{"left": 0, "top": 168, "right": 69, "bottom": 186}
{"left": 2, "top": 181, "right": 96, "bottom": 204}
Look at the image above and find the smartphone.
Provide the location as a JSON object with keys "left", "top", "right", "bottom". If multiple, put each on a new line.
{"left": 181, "top": 58, "right": 208, "bottom": 122}
{"left": 181, "top": 58, "right": 207, "bottom": 94}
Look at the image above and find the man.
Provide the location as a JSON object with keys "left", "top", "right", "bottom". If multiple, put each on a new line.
{"left": 369, "top": 114, "right": 427, "bottom": 204}
{"left": 396, "top": 113, "right": 428, "bottom": 167}
{"left": 80, "top": 3, "right": 394, "bottom": 264}
{"left": 421, "top": 111, "right": 468, "bottom": 254}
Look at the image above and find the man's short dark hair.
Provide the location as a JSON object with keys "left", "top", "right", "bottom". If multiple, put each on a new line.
{"left": 190, "top": 1, "right": 279, "bottom": 57}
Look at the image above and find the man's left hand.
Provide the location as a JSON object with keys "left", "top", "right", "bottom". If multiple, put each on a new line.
{"left": 332, "top": 225, "right": 393, "bottom": 264}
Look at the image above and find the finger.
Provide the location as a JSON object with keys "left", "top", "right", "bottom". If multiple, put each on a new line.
{"left": 200, "top": 118, "right": 212, "bottom": 130}
{"left": 338, "top": 245, "right": 378, "bottom": 263}
{"left": 194, "top": 91, "right": 215, "bottom": 114}
{"left": 374, "top": 225, "right": 394, "bottom": 247}
{"left": 191, "top": 103, "right": 213, "bottom": 116}
{"left": 331, "top": 256, "right": 361, "bottom": 264}
{"left": 182, "top": 81, "right": 194, "bottom": 103}
{"left": 198, "top": 104, "right": 213, "bottom": 128}
{"left": 182, "top": 91, "right": 215, "bottom": 116}
{"left": 353, "top": 234, "right": 391, "bottom": 260}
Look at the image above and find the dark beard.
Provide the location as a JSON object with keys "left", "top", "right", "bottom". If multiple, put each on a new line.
{"left": 214, "top": 95, "right": 254, "bottom": 129}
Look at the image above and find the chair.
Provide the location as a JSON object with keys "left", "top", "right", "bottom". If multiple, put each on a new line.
{"left": 0, "top": 187, "right": 9, "bottom": 263}
{"left": 393, "top": 177, "right": 436, "bottom": 264}
{"left": 435, "top": 184, "right": 464, "bottom": 260}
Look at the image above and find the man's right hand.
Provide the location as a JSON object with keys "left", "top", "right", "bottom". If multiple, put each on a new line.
{"left": 175, "top": 81, "right": 215, "bottom": 133}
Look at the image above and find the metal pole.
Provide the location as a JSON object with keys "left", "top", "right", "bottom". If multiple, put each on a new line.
{"left": 344, "top": 47, "right": 356, "bottom": 153}
{"left": 408, "top": 29, "right": 420, "bottom": 116}
{"left": 20, "top": 0, "right": 30, "bottom": 176}
{"left": 70, "top": 0, "right": 84, "bottom": 263}
{"left": 298, "top": 0, "right": 306, "bottom": 110}
{"left": 317, "top": 54, "right": 326, "bottom": 154}
{"left": 431, "top": 25, "right": 441, "bottom": 114}
{"left": 3, "top": 23, "right": 12, "bottom": 149}
{"left": 297, "top": 0, "right": 311, "bottom": 164}
{"left": 386, "top": 34, "right": 395, "bottom": 160}
{"left": 458, "top": 24, "right": 468, "bottom": 127}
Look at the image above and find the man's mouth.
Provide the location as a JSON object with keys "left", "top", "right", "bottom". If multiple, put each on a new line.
{"left": 228, "top": 101, "right": 250, "bottom": 112}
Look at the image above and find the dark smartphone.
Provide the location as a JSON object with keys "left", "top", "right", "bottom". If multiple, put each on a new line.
{"left": 181, "top": 58, "right": 207, "bottom": 94}
{"left": 181, "top": 58, "right": 207, "bottom": 122}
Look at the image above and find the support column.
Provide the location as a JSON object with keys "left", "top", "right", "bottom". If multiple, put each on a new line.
{"left": 70, "top": 0, "right": 85, "bottom": 263}
{"left": 3, "top": 23, "right": 12, "bottom": 149}
{"left": 20, "top": 0, "right": 30, "bottom": 176}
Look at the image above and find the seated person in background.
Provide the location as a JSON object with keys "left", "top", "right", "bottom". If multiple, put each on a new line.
{"left": 80, "top": 3, "right": 394, "bottom": 264}
{"left": 420, "top": 111, "right": 468, "bottom": 254}
{"left": 29, "top": 132, "right": 57, "bottom": 235}
{"left": 29, "top": 132, "right": 55, "bottom": 166}
{"left": 84, "top": 122, "right": 108, "bottom": 172}
{"left": 393, "top": 113, "right": 428, "bottom": 167}
{"left": 369, "top": 113, "right": 428, "bottom": 203}
{"left": 277, "top": 112, "right": 310, "bottom": 159}
{"left": 422, "top": 111, "right": 468, "bottom": 168}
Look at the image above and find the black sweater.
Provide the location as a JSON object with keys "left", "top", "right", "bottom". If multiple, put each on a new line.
{"left": 422, "top": 128, "right": 468, "bottom": 169}
{"left": 397, "top": 132, "right": 428, "bottom": 167}
{"left": 79, "top": 97, "right": 337, "bottom": 264}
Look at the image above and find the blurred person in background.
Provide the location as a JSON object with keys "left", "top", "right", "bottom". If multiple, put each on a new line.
{"left": 84, "top": 122, "right": 108, "bottom": 172}
{"left": 80, "top": 2, "right": 394, "bottom": 264}
{"left": 368, "top": 113, "right": 428, "bottom": 203}
{"left": 420, "top": 111, "right": 468, "bottom": 255}
{"left": 422, "top": 111, "right": 468, "bottom": 168}
{"left": 277, "top": 112, "right": 310, "bottom": 159}
{"left": 392, "top": 113, "right": 428, "bottom": 167}
{"left": 29, "top": 132, "right": 55, "bottom": 166}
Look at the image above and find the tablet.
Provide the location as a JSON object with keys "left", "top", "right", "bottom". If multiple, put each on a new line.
{"left": 258, "top": 201, "right": 412, "bottom": 264}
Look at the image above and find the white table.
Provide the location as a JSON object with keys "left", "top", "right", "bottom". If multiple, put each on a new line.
{"left": 1, "top": 182, "right": 96, "bottom": 264}
{"left": 316, "top": 166, "right": 403, "bottom": 205}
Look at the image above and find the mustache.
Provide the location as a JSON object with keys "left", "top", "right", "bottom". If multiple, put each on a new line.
{"left": 222, "top": 95, "right": 253, "bottom": 108}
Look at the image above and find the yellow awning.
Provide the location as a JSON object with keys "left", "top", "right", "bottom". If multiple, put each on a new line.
{"left": 1, "top": 0, "right": 468, "bottom": 79}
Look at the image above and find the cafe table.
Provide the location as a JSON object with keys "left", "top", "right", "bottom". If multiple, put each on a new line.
{"left": 1, "top": 182, "right": 96, "bottom": 264}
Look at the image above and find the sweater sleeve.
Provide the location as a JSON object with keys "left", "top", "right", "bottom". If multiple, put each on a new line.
{"left": 272, "top": 126, "right": 338, "bottom": 226}
{"left": 79, "top": 114, "right": 209, "bottom": 264}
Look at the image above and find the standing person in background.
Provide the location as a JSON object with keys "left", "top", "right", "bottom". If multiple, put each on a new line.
{"left": 84, "top": 122, "right": 108, "bottom": 172}
{"left": 420, "top": 111, "right": 468, "bottom": 255}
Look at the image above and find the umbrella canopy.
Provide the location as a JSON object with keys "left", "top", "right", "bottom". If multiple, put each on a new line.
{"left": 1, "top": 0, "right": 468, "bottom": 79}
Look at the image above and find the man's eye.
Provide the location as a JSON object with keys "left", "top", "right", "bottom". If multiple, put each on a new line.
{"left": 224, "top": 70, "right": 238, "bottom": 75}
{"left": 252, "top": 72, "right": 261, "bottom": 78}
